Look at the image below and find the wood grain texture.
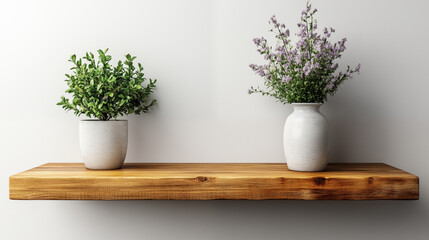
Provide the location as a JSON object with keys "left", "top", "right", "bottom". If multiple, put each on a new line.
{"left": 9, "top": 163, "right": 419, "bottom": 200}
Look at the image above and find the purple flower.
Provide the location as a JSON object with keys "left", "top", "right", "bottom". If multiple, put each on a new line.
{"left": 270, "top": 15, "right": 277, "bottom": 24}
{"left": 296, "top": 39, "right": 306, "bottom": 49}
{"left": 314, "top": 62, "right": 320, "bottom": 69}
{"left": 282, "top": 76, "right": 291, "bottom": 83}
{"left": 328, "top": 80, "right": 335, "bottom": 90}
{"left": 253, "top": 38, "right": 259, "bottom": 45}
{"left": 249, "top": 2, "right": 360, "bottom": 103}
{"left": 346, "top": 72, "right": 351, "bottom": 78}
{"left": 355, "top": 63, "right": 361, "bottom": 73}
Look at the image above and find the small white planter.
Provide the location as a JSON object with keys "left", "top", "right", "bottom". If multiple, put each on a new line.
{"left": 79, "top": 120, "right": 128, "bottom": 170}
{"left": 283, "top": 103, "right": 329, "bottom": 172}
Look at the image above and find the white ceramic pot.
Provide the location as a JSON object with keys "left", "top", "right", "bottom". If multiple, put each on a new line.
{"left": 79, "top": 120, "right": 128, "bottom": 170}
{"left": 283, "top": 103, "right": 329, "bottom": 172}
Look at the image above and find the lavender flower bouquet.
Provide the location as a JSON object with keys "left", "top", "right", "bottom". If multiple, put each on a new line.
{"left": 249, "top": 2, "right": 360, "bottom": 104}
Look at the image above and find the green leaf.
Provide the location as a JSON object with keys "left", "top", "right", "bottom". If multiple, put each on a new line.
{"left": 58, "top": 49, "right": 157, "bottom": 120}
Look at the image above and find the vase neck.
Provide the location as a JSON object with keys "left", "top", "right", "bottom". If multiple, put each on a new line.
{"left": 291, "top": 103, "right": 322, "bottom": 112}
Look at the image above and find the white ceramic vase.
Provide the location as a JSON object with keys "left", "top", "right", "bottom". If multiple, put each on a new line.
{"left": 283, "top": 103, "right": 329, "bottom": 172}
{"left": 79, "top": 120, "right": 128, "bottom": 170}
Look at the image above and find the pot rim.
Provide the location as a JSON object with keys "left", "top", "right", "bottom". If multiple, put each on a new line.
{"left": 291, "top": 103, "right": 322, "bottom": 106}
{"left": 80, "top": 119, "right": 128, "bottom": 121}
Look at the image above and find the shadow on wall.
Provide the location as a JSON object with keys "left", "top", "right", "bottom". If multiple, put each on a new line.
{"left": 56, "top": 200, "right": 428, "bottom": 239}
{"left": 324, "top": 81, "right": 387, "bottom": 164}
{"left": 126, "top": 86, "right": 390, "bottom": 164}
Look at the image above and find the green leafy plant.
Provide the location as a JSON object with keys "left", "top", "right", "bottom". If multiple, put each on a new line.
{"left": 57, "top": 49, "right": 157, "bottom": 121}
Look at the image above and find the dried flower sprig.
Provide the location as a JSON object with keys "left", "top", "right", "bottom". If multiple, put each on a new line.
{"left": 249, "top": 2, "right": 360, "bottom": 103}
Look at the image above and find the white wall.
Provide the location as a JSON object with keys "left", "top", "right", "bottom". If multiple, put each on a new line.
{"left": 1, "top": 0, "right": 428, "bottom": 239}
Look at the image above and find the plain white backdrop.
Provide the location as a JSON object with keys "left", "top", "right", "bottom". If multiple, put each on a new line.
{"left": 1, "top": 0, "right": 428, "bottom": 239}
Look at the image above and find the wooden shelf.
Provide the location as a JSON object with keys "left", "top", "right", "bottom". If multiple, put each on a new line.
{"left": 9, "top": 163, "right": 418, "bottom": 200}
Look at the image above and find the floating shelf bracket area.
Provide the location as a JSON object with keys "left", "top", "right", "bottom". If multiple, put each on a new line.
{"left": 9, "top": 163, "right": 418, "bottom": 200}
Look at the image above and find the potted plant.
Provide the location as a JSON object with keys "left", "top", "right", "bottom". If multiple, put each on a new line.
{"left": 58, "top": 49, "right": 157, "bottom": 170}
{"left": 249, "top": 3, "right": 360, "bottom": 171}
